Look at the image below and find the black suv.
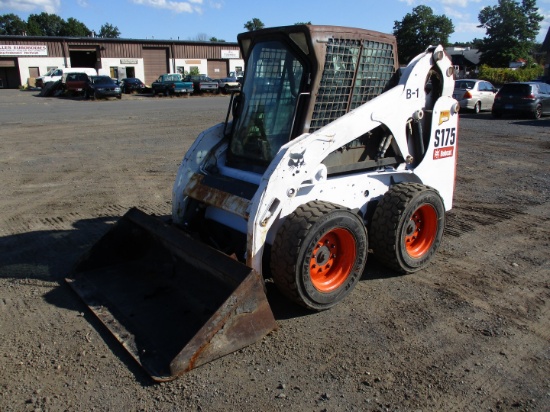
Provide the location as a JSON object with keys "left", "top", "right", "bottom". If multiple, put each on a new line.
{"left": 492, "top": 82, "right": 550, "bottom": 119}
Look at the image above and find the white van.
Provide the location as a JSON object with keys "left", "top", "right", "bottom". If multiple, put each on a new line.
{"left": 36, "top": 67, "right": 97, "bottom": 87}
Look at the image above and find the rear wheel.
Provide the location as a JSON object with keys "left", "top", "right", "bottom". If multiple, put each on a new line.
{"left": 492, "top": 110, "right": 502, "bottom": 118}
{"left": 271, "top": 201, "right": 368, "bottom": 310}
{"left": 533, "top": 104, "right": 542, "bottom": 119}
{"left": 369, "top": 183, "right": 445, "bottom": 273}
{"left": 474, "top": 101, "right": 481, "bottom": 114}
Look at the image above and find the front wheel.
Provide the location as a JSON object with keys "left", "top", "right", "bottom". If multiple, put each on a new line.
{"left": 271, "top": 201, "right": 368, "bottom": 310}
{"left": 369, "top": 183, "right": 445, "bottom": 273}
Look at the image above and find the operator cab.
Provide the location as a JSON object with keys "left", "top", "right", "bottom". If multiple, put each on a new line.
{"left": 227, "top": 26, "right": 314, "bottom": 172}
{"left": 226, "top": 25, "right": 400, "bottom": 173}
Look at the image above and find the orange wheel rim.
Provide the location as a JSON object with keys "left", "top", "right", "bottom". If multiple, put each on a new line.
{"left": 404, "top": 204, "right": 438, "bottom": 258}
{"left": 309, "top": 228, "right": 356, "bottom": 292}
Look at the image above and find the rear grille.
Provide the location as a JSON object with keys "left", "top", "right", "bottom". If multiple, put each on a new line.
{"left": 310, "top": 38, "right": 396, "bottom": 132}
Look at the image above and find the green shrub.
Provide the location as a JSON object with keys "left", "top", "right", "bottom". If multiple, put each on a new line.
{"left": 478, "top": 64, "right": 544, "bottom": 86}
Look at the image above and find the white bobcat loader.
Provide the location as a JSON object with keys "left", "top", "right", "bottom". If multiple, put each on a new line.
{"left": 67, "top": 25, "right": 459, "bottom": 381}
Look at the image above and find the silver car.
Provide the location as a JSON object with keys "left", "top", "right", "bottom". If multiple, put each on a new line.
{"left": 453, "top": 79, "right": 497, "bottom": 113}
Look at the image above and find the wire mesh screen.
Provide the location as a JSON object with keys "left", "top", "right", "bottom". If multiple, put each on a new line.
{"left": 310, "top": 38, "right": 396, "bottom": 133}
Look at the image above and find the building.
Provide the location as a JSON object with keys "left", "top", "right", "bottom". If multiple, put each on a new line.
{"left": 0, "top": 35, "right": 244, "bottom": 89}
{"left": 445, "top": 47, "right": 481, "bottom": 79}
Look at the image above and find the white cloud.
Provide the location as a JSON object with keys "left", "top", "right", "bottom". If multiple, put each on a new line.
{"left": 209, "top": 0, "right": 223, "bottom": 9}
{"left": 398, "top": 0, "right": 483, "bottom": 8}
{"left": 0, "top": 0, "right": 60, "bottom": 13}
{"left": 443, "top": 6, "right": 470, "bottom": 20}
{"left": 440, "top": 0, "right": 483, "bottom": 7}
{"left": 454, "top": 21, "right": 484, "bottom": 36}
{"left": 131, "top": 0, "right": 204, "bottom": 13}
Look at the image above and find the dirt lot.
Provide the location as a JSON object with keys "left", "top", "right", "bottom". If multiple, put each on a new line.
{"left": 0, "top": 89, "right": 549, "bottom": 412}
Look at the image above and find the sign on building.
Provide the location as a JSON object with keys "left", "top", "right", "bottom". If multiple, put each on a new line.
{"left": 221, "top": 50, "right": 240, "bottom": 59}
{"left": 0, "top": 45, "right": 48, "bottom": 56}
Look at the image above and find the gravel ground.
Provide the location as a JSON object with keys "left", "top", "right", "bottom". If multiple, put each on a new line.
{"left": 0, "top": 89, "right": 549, "bottom": 412}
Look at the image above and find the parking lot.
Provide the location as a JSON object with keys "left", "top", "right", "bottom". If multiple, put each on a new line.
{"left": 0, "top": 89, "right": 549, "bottom": 411}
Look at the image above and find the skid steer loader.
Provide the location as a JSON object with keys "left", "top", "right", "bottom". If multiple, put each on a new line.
{"left": 67, "top": 25, "right": 459, "bottom": 381}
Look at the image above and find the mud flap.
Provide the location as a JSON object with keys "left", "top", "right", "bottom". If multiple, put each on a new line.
{"left": 66, "top": 208, "right": 277, "bottom": 382}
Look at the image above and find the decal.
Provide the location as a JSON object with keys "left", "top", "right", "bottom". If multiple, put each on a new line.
{"left": 433, "top": 147, "right": 454, "bottom": 160}
{"left": 433, "top": 126, "right": 457, "bottom": 160}
{"left": 434, "top": 127, "right": 456, "bottom": 148}
{"left": 438, "top": 110, "right": 451, "bottom": 125}
{"left": 406, "top": 88, "right": 419, "bottom": 99}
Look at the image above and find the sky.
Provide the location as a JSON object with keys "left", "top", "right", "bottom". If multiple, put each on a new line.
{"left": 0, "top": 0, "right": 549, "bottom": 44}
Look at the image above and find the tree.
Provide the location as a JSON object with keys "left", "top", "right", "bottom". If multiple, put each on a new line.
{"left": 477, "top": 0, "right": 543, "bottom": 67}
{"left": 60, "top": 17, "right": 90, "bottom": 37}
{"left": 244, "top": 18, "right": 264, "bottom": 31}
{"left": 294, "top": 21, "right": 312, "bottom": 25}
{"left": 98, "top": 23, "right": 120, "bottom": 38}
{"left": 393, "top": 5, "right": 454, "bottom": 64}
{"left": 194, "top": 32, "right": 209, "bottom": 41}
{"left": 0, "top": 13, "right": 27, "bottom": 35}
{"left": 210, "top": 37, "right": 226, "bottom": 42}
{"left": 27, "top": 12, "right": 65, "bottom": 36}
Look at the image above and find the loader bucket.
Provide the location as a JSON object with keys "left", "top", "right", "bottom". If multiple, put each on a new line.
{"left": 66, "top": 208, "right": 277, "bottom": 382}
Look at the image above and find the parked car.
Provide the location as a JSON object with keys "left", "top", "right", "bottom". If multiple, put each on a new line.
{"left": 151, "top": 73, "right": 193, "bottom": 96}
{"left": 182, "top": 75, "right": 219, "bottom": 93}
{"left": 453, "top": 79, "right": 497, "bottom": 113}
{"left": 64, "top": 72, "right": 90, "bottom": 96}
{"left": 492, "top": 82, "right": 550, "bottom": 119}
{"left": 120, "top": 78, "right": 146, "bottom": 94}
{"left": 36, "top": 67, "right": 97, "bottom": 88}
{"left": 215, "top": 77, "right": 241, "bottom": 94}
{"left": 85, "top": 76, "right": 122, "bottom": 100}
{"left": 229, "top": 70, "right": 244, "bottom": 84}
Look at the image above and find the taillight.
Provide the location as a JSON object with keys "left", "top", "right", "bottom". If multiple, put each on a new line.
{"left": 463, "top": 91, "right": 473, "bottom": 99}
{"left": 521, "top": 94, "right": 535, "bottom": 100}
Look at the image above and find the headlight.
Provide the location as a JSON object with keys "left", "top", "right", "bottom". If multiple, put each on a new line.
{"left": 115, "top": 87, "right": 121, "bottom": 92}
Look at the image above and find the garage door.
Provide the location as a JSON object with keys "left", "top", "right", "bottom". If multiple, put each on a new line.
{"left": 143, "top": 48, "right": 168, "bottom": 85}
{"left": 207, "top": 60, "right": 228, "bottom": 79}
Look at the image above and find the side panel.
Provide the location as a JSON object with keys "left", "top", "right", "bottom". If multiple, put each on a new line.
{"left": 413, "top": 96, "right": 459, "bottom": 210}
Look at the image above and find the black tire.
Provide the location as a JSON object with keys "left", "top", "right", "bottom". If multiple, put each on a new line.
{"left": 474, "top": 101, "right": 481, "bottom": 114}
{"left": 533, "top": 104, "right": 542, "bottom": 119}
{"left": 492, "top": 110, "right": 502, "bottom": 118}
{"left": 271, "top": 201, "right": 368, "bottom": 310}
{"left": 164, "top": 89, "right": 170, "bottom": 97}
{"left": 369, "top": 183, "right": 445, "bottom": 274}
